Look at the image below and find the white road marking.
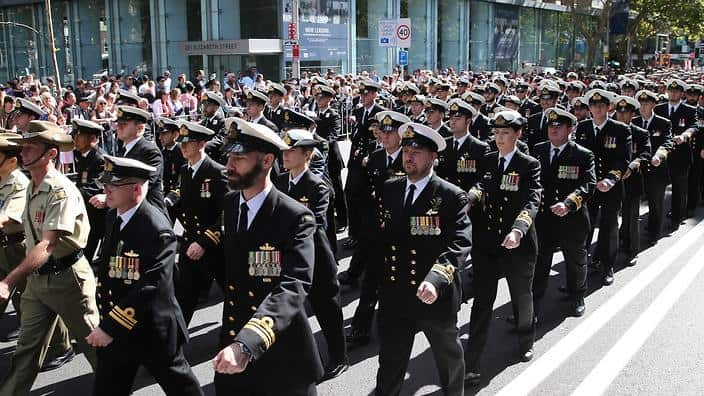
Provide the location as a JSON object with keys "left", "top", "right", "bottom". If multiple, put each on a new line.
{"left": 496, "top": 219, "right": 704, "bottom": 396}
{"left": 571, "top": 243, "right": 704, "bottom": 396}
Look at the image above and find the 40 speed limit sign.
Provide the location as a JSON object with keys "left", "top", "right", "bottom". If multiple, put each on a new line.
{"left": 395, "top": 18, "right": 412, "bottom": 47}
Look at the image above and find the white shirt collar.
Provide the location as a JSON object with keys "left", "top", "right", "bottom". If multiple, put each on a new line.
{"left": 670, "top": 102, "right": 680, "bottom": 112}
{"left": 117, "top": 201, "right": 141, "bottom": 230}
{"left": 251, "top": 114, "right": 264, "bottom": 124}
{"left": 405, "top": 170, "right": 433, "bottom": 204}
{"left": 386, "top": 147, "right": 402, "bottom": 162}
{"left": 289, "top": 169, "right": 306, "bottom": 186}
{"left": 123, "top": 136, "right": 142, "bottom": 155}
{"left": 499, "top": 147, "right": 518, "bottom": 171}
{"left": 592, "top": 118, "right": 608, "bottom": 132}
{"left": 188, "top": 155, "right": 206, "bottom": 176}
{"left": 453, "top": 133, "right": 469, "bottom": 148}
{"left": 238, "top": 183, "right": 273, "bottom": 228}
{"left": 550, "top": 141, "right": 568, "bottom": 157}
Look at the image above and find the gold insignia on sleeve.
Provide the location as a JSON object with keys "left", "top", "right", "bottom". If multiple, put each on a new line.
{"left": 468, "top": 187, "right": 483, "bottom": 202}
{"left": 515, "top": 210, "right": 533, "bottom": 227}
{"left": 566, "top": 193, "right": 583, "bottom": 210}
{"left": 204, "top": 230, "right": 221, "bottom": 245}
{"left": 109, "top": 306, "right": 137, "bottom": 330}
{"left": 608, "top": 170, "right": 622, "bottom": 180}
{"left": 431, "top": 263, "right": 455, "bottom": 283}
{"left": 243, "top": 316, "right": 276, "bottom": 350}
{"left": 656, "top": 148, "right": 668, "bottom": 159}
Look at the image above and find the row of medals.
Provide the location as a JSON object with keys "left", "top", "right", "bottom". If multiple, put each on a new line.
{"left": 500, "top": 174, "right": 520, "bottom": 191}
{"left": 108, "top": 256, "right": 141, "bottom": 281}
{"left": 410, "top": 216, "right": 442, "bottom": 236}
{"left": 200, "top": 182, "right": 212, "bottom": 198}
{"left": 247, "top": 251, "right": 282, "bottom": 277}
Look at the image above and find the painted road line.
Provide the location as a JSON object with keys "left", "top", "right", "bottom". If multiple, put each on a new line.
{"left": 496, "top": 219, "right": 704, "bottom": 396}
{"left": 571, "top": 244, "right": 704, "bottom": 396}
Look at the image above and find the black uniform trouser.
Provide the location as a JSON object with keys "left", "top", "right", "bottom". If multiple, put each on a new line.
{"left": 350, "top": 238, "right": 382, "bottom": 334}
{"left": 376, "top": 313, "right": 464, "bottom": 396}
{"left": 345, "top": 166, "right": 365, "bottom": 239}
{"left": 670, "top": 168, "right": 689, "bottom": 223}
{"left": 465, "top": 250, "right": 536, "bottom": 372}
{"left": 325, "top": 203, "right": 338, "bottom": 255}
{"left": 620, "top": 191, "right": 642, "bottom": 255}
{"left": 310, "top": 231, "right": 347, "bottom": 365}
{"left": 175, "top": 246, "right": 224, "bottom": 325}
{"left": 587, "top": 188, "right": 622, "bottom": 272}
{"left": 94, "top": 341, "right": 202, "bottom": 396}
{"left": 645, "top": 176, "right": 668, "bottom": 241}
{"left": 534, "top": 212, "right": 589, "bottom": 310}
{"left": 328, "top": 161, "right": 348, "bottom": 229}
{"left": 688, "top": 154, "right": 703, "bottom": 211}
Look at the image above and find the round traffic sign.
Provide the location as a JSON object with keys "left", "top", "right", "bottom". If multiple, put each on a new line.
{"left": 396, "top": 24, "right": 410, "bottom": 40}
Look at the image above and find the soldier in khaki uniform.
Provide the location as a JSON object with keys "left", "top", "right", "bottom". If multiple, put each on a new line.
{"left": 0, "top": 134, "right": 29, "bottom": 341}
{"left": 0, "top": 121, "right": 99, "bottom": 396}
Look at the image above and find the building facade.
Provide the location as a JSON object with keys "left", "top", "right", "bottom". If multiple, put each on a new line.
{"left": 0, "top": 0, "right": 602, "bottom": 84}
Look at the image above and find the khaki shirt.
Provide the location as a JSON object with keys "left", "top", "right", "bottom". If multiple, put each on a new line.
{"left": 0, "top": 169, "right": 29, "bottom": 236}
{"left": 23, "top": 167, "right": 90, "bottom": 258}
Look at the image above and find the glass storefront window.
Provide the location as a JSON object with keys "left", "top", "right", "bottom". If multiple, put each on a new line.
{"left": 164, "top": 0, "right": 190, "bottom": 78}
{"left": 116, "top": 0, "right": 152, "bottom": 76}
{"left": 557, "top": 12, "right": 574, "bottom": 69}
{"left": 493, "top": 4, "right": 519, "bottom": 71}
{"left": 74, "top": 0, "right": 105, "bottom": 80}
{"left": 540, "top": 10, "right": 558, "bottom": 67}
{"left": 519, "top": 7, "right": 539, "bottom": 67}
{"left": 438, "top": 0, "right": 463, "bottom": 71}
{"left": 470, "top": 1, "right": 492, "bottom": 71}
{"left": 355, "top": 0, "right": 389, "bottom": 74}
{"left": 400, "top": 0, "right": 431, "bottom": 70}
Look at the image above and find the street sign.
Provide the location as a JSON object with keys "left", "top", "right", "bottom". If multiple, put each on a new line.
{"left": 395, "top": 18, "right": 412, "bottom": 47}
{"left": 398, "top": 50, "right": 408, "bottom": 66}
{"left": 378, "top": 18, "right": 412, "bottom": 48}
{"left": 379, "top": 19, "right": 396, "bottom": 47}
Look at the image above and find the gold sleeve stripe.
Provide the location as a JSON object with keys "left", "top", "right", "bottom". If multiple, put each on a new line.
{"left": 243, "top": 323, "right": 272, "bottom": 349}
{"left": 468, "top": 188, "right": 483, "bottom": 201}
{"left": 566, "top": 193, "right": 583, "bottom": 210}
{"left": 656, "top": 148, "right": 668, "bottom": 159}
{"left": 109, "top": 311, "right": 135, "bottom": 330}
{"left": 431, "top": 263, "right": 455, "bottom": 283}
{"left": 111, "top": 306, "right": 137, "bottom": 326}
{"left": 516, "top": 210, "right": 533, "bottom": 227}
{"left": 608, "top": 170, "right": 622, "bottom": 180}
{"left": 243, "top": 316, "right": 276, "bottom": 350}
{"left": 204, "top": 230, "right": 221, "bottom": 245}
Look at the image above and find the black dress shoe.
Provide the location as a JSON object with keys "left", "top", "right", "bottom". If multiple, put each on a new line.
{"left": 625, "top": 255, "right": 637, "bottom": 267}
{"left": 558, "top": 285, "right": 569, "bottom": 294}
{"left": 602, "top": 268, "right": 614, "bottom": 286}
{"left": 520, "top": 348, "right": 534, "bottom": 362}
{"left": 338, "top": 271, "right": 358, "bottom": 287}
{"left": 345, "top": 330, "right": 370, "bottom": 349}
{"left": 40, "top": 348, "right": 75, "bottom": 372}
{"left": 319, "top": 362, "right": 350, "bottom": 383}
{"left": 464, "top": 372, "right": 481, "bottom": 386}
{"left": 0, "top": 327, "right": 20, "bottom": 342}
{"left": 572, "top": 297, "right": 586, "bottom": 317}
{"left": 336, "top": 225, "right": 348, "bottom": 233}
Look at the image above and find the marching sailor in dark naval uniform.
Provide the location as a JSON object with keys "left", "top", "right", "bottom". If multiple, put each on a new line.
{"left": 376, "top": 122, "right": 470, "bottom": 396}
{"left": 464, "top": 110, "right": 542, "bottom": 385}
{"left": 633, "top": 90, "right": 673, "bottom": 243}
{"left": 532, "top": 108, "right": 595, "bottom": 318}
{"left": 87, "top": 155, "right": 202, "bottom": 396}
{"left": 275, "top": 129, "right": 348, "bottom": 381}
{"left": 212, "top": 118, "right": 323, "bottom": 395}
{"left": 168, "top": 121, "right": 228, "bottom": 325}
{"left": 574, "top": 89, "right": 632, "bottom": 286}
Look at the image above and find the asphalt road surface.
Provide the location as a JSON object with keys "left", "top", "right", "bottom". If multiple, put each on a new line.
{"left": 3, "top": 141, "right": 704, "bottom": 395}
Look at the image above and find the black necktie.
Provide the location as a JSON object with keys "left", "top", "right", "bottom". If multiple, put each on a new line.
{"left": 670, "top": 106, "right": 674, "bottom": 117}
{"left": 387, "top": 155, "right": 393, "bottom": 168}
{"left": 117, "top": 146, "right": 125, "bottom": 157}
{"left": 289, "top": 181, "right": 295, "bottom": 194}
{"left": 404, "top": 184, "right": 416, "bottom": 211}
{"left": 361, "top": 110, "right": 368, "bottom": 126}
{"left": 187, "top": 167, "right": 194, "bottom": 179}
{"left": 498, "top": 157, "right": 506, "bottom": 174}
{"left": 551, "top": 148, "right": 560, "bottom": 164}
{"left": 109, "top": 216, "right": 123, "bottom": 255}
{"left": 541, "top": 116, "right": 547, "bottom": 129}
{"left": 453, "top": 140, "right": 459, "bottom": 152}
{"left": 594, "top": 127, "right": 600, "bottom": 137}
{"left": 643, "top": 119, "right": 647, "bottom": 129}
{"left": 237, "top": 202, "right": 249, "bottom": 233}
